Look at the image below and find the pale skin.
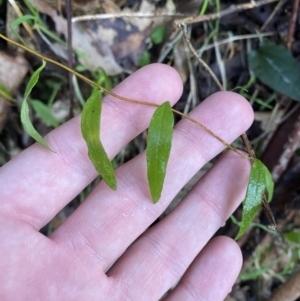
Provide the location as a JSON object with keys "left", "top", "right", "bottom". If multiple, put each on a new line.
{"left": 0, "top": 64, "right": 254, "bottom": 301}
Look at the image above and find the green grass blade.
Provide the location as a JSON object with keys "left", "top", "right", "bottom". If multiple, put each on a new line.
{"left": 146, "top": 101, "right": 174, "bottom": 203}
{"left": 30, "top": 100, "right": 59, "bottom": 128}
{"left": 236, "top": 159, "right": 274, "bottom": 239}
{"left": 81, "top": 90, "right": 117, "bottom": 190}
{"left": 10, "top": 14, "right": 36, "bottom": 45}
{"left": 21, "top": 60, "right": 52, "bottom": 150}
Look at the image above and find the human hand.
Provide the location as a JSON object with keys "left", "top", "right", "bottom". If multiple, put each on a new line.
{"left": 0, "top": 64, "right": 254, "bottom": 301}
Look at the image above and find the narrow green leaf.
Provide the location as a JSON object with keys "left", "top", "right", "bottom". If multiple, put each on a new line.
{"left": 10, "top": 14, "right": 36, "bottom": 45}
{"left": 25, "top": 60, "right": 46, "bottom": 100}
{"left": 248, "top": 40, "right": 300, "bottom": 101}
{"left": 30, "top": 100, "right": 59, "bottom": 127}
{"left": 21, "top": 61, "right": 52, "bottom": 150}
{"left": 262, "top": 162, "right": 274, "bottom": 202}
{"left": 284, "top": 231, "right": 300, "bottom": 244}
{"left": 236, "top": 159, "right": 274, "bottom": 240}
{"left": 146, "top": 101, "right": 174, "bottom": 203}
{"left": 10, "top": 14, "right": 35, "bottom": 27}
{"left": 21, "top": 99, "right": 52, "bottom": 150}
{"left": 81, "top": 90, "right": 117, "bottom": 190}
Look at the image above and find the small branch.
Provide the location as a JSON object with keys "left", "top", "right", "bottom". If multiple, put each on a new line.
{"left": 261, "top": 0, "right": 287, "bottom": 31}
{"left": 180, "top": 25, "right": 224, "bottom": 91}
{"left": 287, "top": 0, "right": 300, "bottom": 50}
{"left": 72, "top": 12, "right": 188, "bottom": 23}
{"left": 175, "top": 0, "right": 280, "bottom": 25}
{"left": 242, "top": 133, "right": 256, "bottom": 158}
{"left": 198, "top": 32, "right": 275, "bottom": 54}
{"left": 66, "top": 0, "right": 74, "bottom": 118}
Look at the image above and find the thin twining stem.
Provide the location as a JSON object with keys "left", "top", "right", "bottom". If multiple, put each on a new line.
{"left": 0, "top": 33, "right": 250, "bottom": 159}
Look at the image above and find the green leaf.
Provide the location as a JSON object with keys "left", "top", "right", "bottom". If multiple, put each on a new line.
{"left": 150, "top": 26, "right": 166, "bottom": 44}
{"left": 30, "top": 100, "right": 59, "bottom": 128}
{"left": 146, "top": 101, "right": 174, "bottom": 203}
{"left": 25, "top": 60, "right": 46, "bottom": 100}
{"left": 236, "top": 159, "right": 274, "bottom": 240}
{"left": 81, "top": 90, "right": 117, "bottom": 190}
{"left": 263, "top": 162, "right": 274, "bottom": 202}
{"left": 10, "top": 14, "right": 35, "bottom": 27}
{"left": 139, "top": 50, "right": 151, "bottom": 67}
{"left": 75, "top": 65, "right": 87, "bottom": 72}
{"left": 248, "top": 40, "right": 300, "bottom": 101}
{"left": 284, "top": 231, "right": 300, "bottom": 244}
{"left": 21, "top": 99, "right": 52, "bottom": 150}
{"left": 21, "top": 61, "right": 52, "bottom": 150}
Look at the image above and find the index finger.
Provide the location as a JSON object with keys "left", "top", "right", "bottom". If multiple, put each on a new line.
{"left": 0, "top": 64, "right": 183, "bottom": 229}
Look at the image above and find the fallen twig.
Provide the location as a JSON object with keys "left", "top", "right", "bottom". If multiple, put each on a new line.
{"left": 175, "top": 0, "right": 280, "bottom": 25}
{"left": 180, "top": 25, "right": 223, "bottom": 91}
{"left": 267, "top": 269, "right": 300, "bottom": 301}
{"left": 261, "top": 0, "right": 287, "bottom": 31}
{"left": 287, "top": 0, "right": 300, "bottom": 50}
{"left": 72, "top": 12, "right": 188, "bottom": 23}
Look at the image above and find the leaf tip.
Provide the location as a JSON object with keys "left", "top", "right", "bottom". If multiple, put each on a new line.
{"left": 103, "top": 174, "right": 117, "bottom": 191}
{"left": 151, "top": 195, "right": 160, "bottom": 204}
{"left": 235, "top": 231, "right": 243, "bottom": 241}
{"left": 110, "top": 181, "right": 117, "bottom": 191}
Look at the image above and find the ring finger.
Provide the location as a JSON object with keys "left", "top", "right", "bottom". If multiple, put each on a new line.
{"left": 108, "top": 150, "right": 250, "bottom": 300}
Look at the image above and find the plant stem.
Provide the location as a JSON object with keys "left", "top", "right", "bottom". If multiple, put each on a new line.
{"left": 0, "top": 33, "right": 249, "bottom": 159}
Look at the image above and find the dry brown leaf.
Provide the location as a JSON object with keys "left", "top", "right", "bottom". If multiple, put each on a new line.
{"left": 29, "top": 0, "right": 172, "bottom": 75}
{"left": 45, "top": 0, "right": 123, "bottom": 15}
{"left": 29, "top": 0, "right": 123, "bottom": 75}
{"left": 0, "top": 52, "right": 28, "bottom": 131}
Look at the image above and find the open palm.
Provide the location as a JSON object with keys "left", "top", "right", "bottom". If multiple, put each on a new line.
{"left": 0, "top": 64, "right": 253, "bottom": 301}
